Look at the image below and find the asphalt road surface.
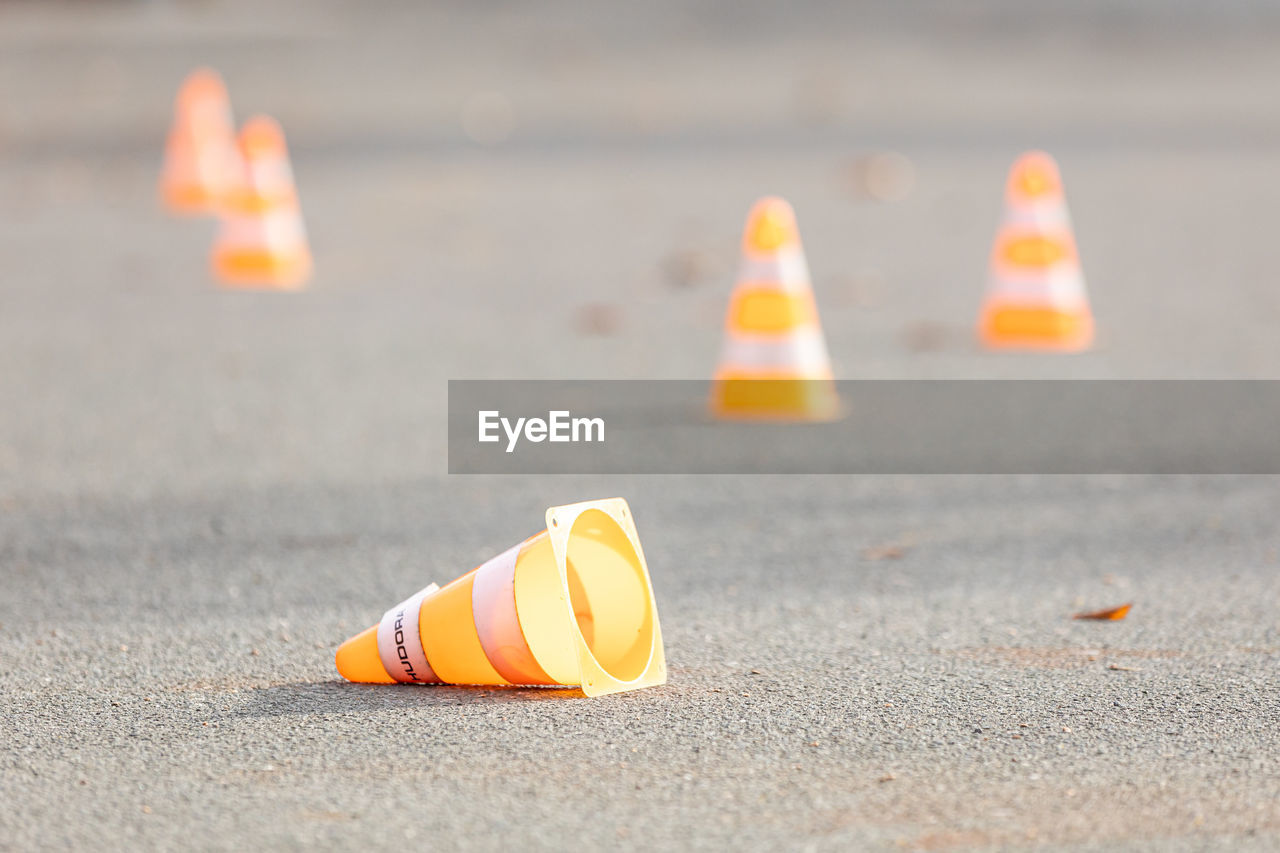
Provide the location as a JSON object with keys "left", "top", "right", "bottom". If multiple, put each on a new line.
{"left": 2, "top": 2, "right": 1278, "bottom": 850}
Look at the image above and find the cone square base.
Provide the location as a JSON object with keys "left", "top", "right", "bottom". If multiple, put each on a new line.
{"left": 544, "top": 498, "right": 666, "bottom": 697}
{"left": 710, "top": 376, "right": 842, "bottom": 422}
{"left": 213, "top": 248, "right": 312, "bottom": 290}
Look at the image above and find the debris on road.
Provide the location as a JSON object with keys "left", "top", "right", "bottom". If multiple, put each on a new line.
{"left": 900, "top": 321, "right": 951, "bottom": 353}
{"left": 574, "top": 302, "right": 624, "bottom": 336}
{"left": 861, "top": 542, "right": 910, "bottom": 561}
{"left": 661, "top": 246, "right": 723, "bottom": 289}
{"left": 1072, "top": 602, "right": 1133, "bottom": 621}
{"left": 845, "top": 151, "right": 915, "bottom": 202}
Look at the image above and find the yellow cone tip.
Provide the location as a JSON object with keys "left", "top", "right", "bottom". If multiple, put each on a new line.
{"left": 743, "top": 196, "right": 799, "bottom": 254}
{"left": 179, "top": 68, "right": 228, "bottom": 103}
{"left": 239, "top": 115, "right": 288, "bottom": 160}
{"left": 1008, "top": 150, "right": 1063, "bottom": 202}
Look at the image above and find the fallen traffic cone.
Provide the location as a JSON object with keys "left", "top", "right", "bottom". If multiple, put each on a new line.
{"left": 159, "top": 68, "right": 240, "bottom": 215}
{"left": 709, "top": 197, "right": 840, "bottom": 421}
{"left": 335, "top": 498, "right": 666, "bottom": 697}
{"left": 211, "top": 116, "right": 312, "bottom": 289}
{"left": 979, "top": 151, "right": 1093, "bottom": 351}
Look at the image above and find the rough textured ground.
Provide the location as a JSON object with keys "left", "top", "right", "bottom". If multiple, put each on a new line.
{"left": 1, "top": 2, "right": 1278, "bottom": 851}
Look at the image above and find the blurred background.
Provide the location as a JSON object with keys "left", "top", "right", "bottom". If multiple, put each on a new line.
{"left": 3, "top": 0, "right": 1280, "bottom": 496}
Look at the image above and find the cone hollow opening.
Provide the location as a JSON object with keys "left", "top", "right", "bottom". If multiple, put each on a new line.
{"left": 546, "top": 508, "right": 656, "bottom": 685}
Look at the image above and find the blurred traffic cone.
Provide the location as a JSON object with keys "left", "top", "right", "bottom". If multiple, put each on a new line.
{"left": 335, "top": 498, "right": 666, "bottom": 698}
{"left": 709, "top": 197, "right": 840, "bottom": 420}
{"left": 211, "top": 116, "right": 312, "bottom": 289}
{"left": 159, "top": 68, "right": 240, "bottom": 214}
{"left": 979, "top": 151, "right": 1093, "bottom": 351}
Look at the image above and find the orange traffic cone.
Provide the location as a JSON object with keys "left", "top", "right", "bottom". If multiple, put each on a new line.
{"left": 335, "top": 498, "right": 666, "bottom": 698}
{"left": 159, "top": 68, "right": 240, "bottom": 214}
{"left": 979, "top": 151, "right": 1093, "bottom": 351}
{"left": 709, "top": 197, "right": 840, "bottom": 420}
{"left": 211, "top": 116, "right": 312, "bottom": 290}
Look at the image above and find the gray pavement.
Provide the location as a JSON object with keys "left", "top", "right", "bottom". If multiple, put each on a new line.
{"left": 1, "top": 2, "right": 1278, "bottom": 850}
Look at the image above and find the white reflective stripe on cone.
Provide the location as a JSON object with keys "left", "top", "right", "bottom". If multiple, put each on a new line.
{"left": 737, "top": 250, "right": 810, "bottom": 290}
{"left": 216, "top": 216, "right": 266, "bottom": 251}
{"left": 262, "top": 209, "right": 307, "bottom": 245}
{"left": 986, "top": 268, "right": 1088, "bottom": 305}
{"left": 217, "top": 210, "right": 305, "bottom": 250}
{"left": 376, "top": 583, "right": 443, "bottom": 683}
{"left": 1002, "top": 203, "right": 1071, "bottom": 230}
{"left": 248, "top": 158, "right": 296, "bottom": 196}
{"left": 195, "top": 151, "right": 237, "bottom": 187}
{"left": 983, "top": 293, "right": 1089, "bottom": 313}
{"left": 718, "top": 327, "right": 832, "bottom": 373}
{"left": 471, "top": 540, "right": 550, "bottom": 685}
{"left": 167, "top": 144, "right": 234, "bottom": 187}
